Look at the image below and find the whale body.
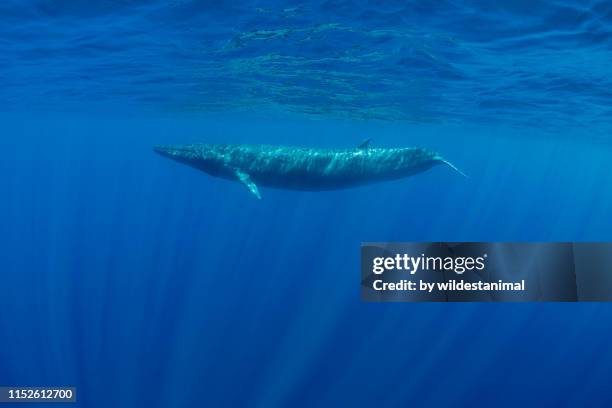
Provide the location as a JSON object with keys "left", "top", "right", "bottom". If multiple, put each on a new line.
{"left": 154, "top": 141, "right": 465, "bottom": 199}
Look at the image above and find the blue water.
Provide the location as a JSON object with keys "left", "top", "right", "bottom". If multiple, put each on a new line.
{"left": 2, "top": 1, "right": 612, "bottom": 407}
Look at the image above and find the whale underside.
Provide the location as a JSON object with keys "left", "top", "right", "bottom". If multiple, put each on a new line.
{"left": 154, "top": 141, "right": 465, "bottom": 199}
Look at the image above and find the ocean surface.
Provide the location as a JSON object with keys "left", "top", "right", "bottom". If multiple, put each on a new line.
{"left": 1, "top": 1, "right": 612, "bottom": 407}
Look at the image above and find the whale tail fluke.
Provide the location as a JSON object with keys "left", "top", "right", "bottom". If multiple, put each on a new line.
{"left": 437, "top": 157, "right": 468, "bottom": 178}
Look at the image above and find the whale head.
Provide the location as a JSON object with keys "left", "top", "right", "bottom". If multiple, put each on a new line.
{"left": 154, "top": 144, "right": 229, "bottom": 176}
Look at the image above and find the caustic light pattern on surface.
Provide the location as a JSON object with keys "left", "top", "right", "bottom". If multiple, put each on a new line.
{"left": 1, "top": 0, "right": 612, "bottom": 131}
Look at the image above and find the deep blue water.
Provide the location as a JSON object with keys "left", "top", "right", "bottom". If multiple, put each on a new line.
{"left": 2, "top": 1, "right": 612, "bottom": 407}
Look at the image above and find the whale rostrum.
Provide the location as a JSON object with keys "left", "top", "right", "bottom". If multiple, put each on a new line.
{"left": 154, "top": 141, "right": 466, "bottom": 199}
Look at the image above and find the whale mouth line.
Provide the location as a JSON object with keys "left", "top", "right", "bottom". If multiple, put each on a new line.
{"left": 154, "top": 145, "right": 192, "bottom": 158}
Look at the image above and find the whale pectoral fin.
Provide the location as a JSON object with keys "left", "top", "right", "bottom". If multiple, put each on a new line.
{"left": 358, "top": 138, "right": 371, "bottom": 149}
{"left": 235, "top": 170, "right": 261, "bottom": 199}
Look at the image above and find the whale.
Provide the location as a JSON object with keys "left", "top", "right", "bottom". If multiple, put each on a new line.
{"left": 154, "top": 140, "right": 466, "bottom": 199}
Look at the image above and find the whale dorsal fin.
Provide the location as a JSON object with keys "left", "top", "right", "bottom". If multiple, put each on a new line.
{"left": 235, "top": 169, "right": 261, "bottom": 199}
{"left": 358, "top": 138, "right": 371, "bottom": 149}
